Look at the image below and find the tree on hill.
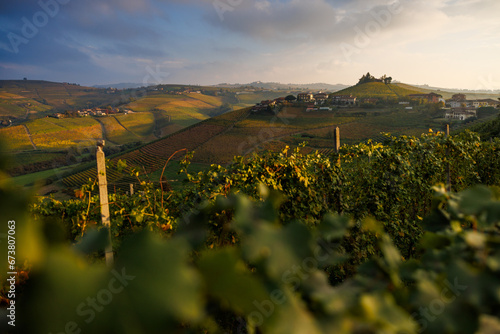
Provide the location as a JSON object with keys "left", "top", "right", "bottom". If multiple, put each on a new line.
{"left": 357, "top": 73, "right": 393, "bottom": 85}
{"left": 285, "top": 95, "right": 296, "bottom": 102}
{"left": 357, "top": 72, "right": 376, "bottom": 85}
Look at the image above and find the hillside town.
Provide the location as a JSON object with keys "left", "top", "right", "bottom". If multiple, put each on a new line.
{"left": 251, "top": 90, "right": 500, "bottom": 122}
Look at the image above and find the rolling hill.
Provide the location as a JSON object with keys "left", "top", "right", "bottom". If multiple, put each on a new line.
{"left": 331, "top": 82, "right": 422, "bottom": 99}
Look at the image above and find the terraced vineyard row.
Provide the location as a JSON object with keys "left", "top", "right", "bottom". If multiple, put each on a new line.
{"left": 316, "top": 148, "right": 336, "bottom": 155}
{"left": 119, "top": 150, "right": 168, "bottom": 173}
{"left": 140, "top": 124, "right": 227, "bottom": 158}
{"left": 63, "top": 166, "right": 131, "bottom": 188}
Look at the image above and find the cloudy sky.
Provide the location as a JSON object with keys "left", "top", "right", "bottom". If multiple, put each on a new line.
{"left": 0, "top": 0, "right": 499, "bottom": 89}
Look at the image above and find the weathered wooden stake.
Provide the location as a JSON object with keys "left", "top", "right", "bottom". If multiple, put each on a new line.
{"left": 334, "top": 127, "right": 342, "bottom": 214}
{"left": 334, "top": 127, "right": 340, "bottom": 154}
{"left": 130, "top": 183, "right": 134, "bottom": 196}
{"left": 96, "top": 140, "right": 114, "bottom": 267}
{"left": 446, "top": 124, "right": 451, "bottom": 193}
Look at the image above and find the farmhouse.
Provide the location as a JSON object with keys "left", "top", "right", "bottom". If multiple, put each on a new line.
{"left": 445, "top": 107, "right": 477, "bottom": 121}
{"left": 408, "top": 92, "right": 442, "bottom": 103}
{"left": 297, "top": 93, "right": 314, "bottom": 102}
{"left": 331, "top": 95, "right": 357, "bottom": 106}
{"left": 313, "top": 93, "right": 329, "bottom": 104}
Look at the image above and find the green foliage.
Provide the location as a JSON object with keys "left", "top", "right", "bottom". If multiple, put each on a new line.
{"left": 467, "top": 113, "right": 500, "bottom": 141}
{"left": 5, "top": 176, "right": 500, "bottom": 333}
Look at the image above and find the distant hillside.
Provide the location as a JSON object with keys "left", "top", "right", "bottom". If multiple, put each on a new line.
{"left": 411, "top": 84, "right": 500, "bottom": 96}
{"left": 93, "top": 83, "right": 151, "bottom": 89}
{"left": 0, "top": 80, "right": 117, "bottom": 118}
{"left": 123, "top": 92, "right": 227, "bottom": 134}
{"left": 216, "top": 81, "right": 349, "bottom": 92}
{"left": 332, "top": 82, "right": 423, "bottom": 99}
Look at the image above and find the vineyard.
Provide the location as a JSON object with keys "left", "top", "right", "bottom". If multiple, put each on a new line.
{"left": 27, "top": 118, "right": 103, "bottom": 150}
{"left": 124, "top": 93, "right": 223, "bottom": 128}
{"left": 2, "top": 130, "right": 500, "bottom": 333}
{"left": 113, "top": 113, "right": 156, "bottom": 141}
{"left": 95, "top": 116, "right": 136, "bottom": 144}
{"left": 0, "top": 125, "right": 33, "bottom": 151}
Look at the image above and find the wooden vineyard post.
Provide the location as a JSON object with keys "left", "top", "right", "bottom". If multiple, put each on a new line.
{"left": 446, "top": 124, "right": 451, "bottom": 193}
{"left": 334, "top": 127, "right": 341, "bottom": 163}
{"left": 130, "top": 183, "right": 134, "bottom": 196}
{"left": 334, "top": 127, "right": 342, "bottom": 214}
{"left": 96, "top": 140, "right": 114, "bottom": 267}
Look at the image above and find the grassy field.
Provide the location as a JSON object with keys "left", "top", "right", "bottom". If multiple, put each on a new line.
{"left": 114, "top": 112, "right": 156, "bottom": 141}
{"left": 96, "top": 116, "right": 135, "bottom": 144}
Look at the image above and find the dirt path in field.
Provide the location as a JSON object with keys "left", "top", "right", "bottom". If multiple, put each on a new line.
{"left": 22, "top": 106, "right": 30, "bottom": 120}
{"left": 94, "top": 118, "right": 119, "bottom": 145}
{"left": 22, "top": 124, "right": 37, "bottom": 150}
{"left": 112, "top": 116, "right": 141, "bottom": 139}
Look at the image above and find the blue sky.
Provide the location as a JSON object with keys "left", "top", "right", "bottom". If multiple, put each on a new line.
{"left": 0, "top": 0, "right": 499, "bottom": 90}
